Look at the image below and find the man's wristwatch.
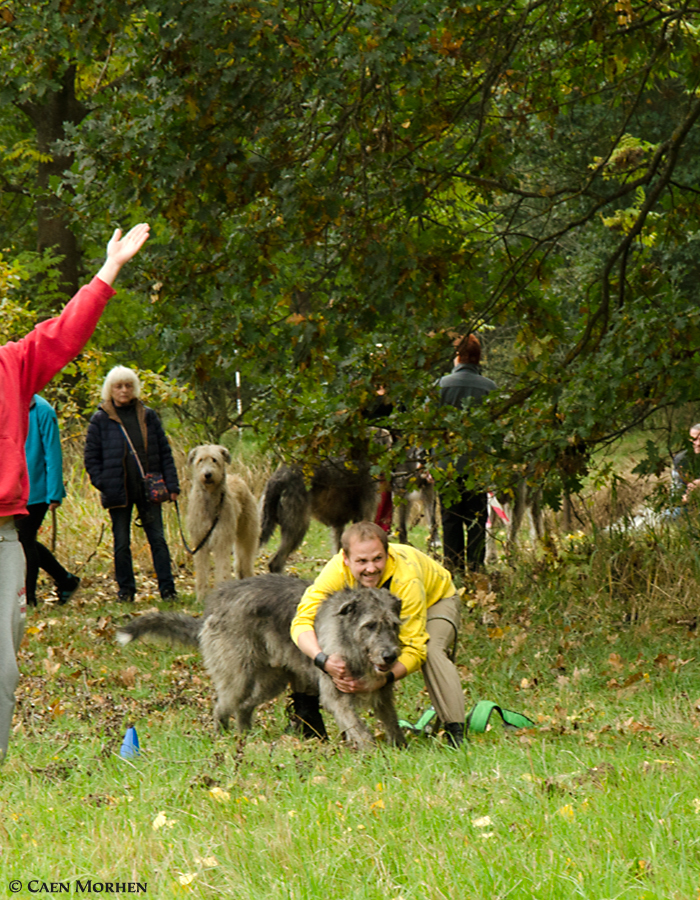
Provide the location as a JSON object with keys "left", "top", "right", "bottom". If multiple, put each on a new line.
{"left": 384, "top": 670, "right": 396, "bottom": 686}
{"left": 314, "top": 652, "right": 329, "bottom": 672}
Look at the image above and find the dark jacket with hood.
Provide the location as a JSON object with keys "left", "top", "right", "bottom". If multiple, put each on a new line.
{"left": 84, "top": 398, "right": 179, "bottom": 509}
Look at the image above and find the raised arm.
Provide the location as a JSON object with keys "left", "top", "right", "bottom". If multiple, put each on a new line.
{"left": 96, "top": 223, "right": 150, "bottom": 287}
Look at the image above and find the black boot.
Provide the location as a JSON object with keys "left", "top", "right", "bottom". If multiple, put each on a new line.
{"left": 444, "top": 722, "right": 467, "bottom": 748}
{"left": 288, "top": 692, "right": 328, "bottom": 740}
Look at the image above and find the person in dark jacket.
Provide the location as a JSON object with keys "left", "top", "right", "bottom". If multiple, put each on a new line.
{"left": 437, "top": 333, "right": 497, "bottom": 574}
{"left": 84, "top": 366, "right": 180, "bottom": 602}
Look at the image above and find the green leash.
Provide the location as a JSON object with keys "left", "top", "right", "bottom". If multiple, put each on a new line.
{"left": 398, "top": 708, "right": 438, "bottom": 733}
{"left": 399, "top": 701, "right": 535, "bottom": 735}
{"left": 466, "top": 700, "right": 535, "bottom": 733}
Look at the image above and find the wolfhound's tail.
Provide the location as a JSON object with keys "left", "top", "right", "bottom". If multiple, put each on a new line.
{"left": 260, "top": 465, "right": 306, "bottom": 545}
{"left": 116, "top": 612, "right": 203, "bottom": 648}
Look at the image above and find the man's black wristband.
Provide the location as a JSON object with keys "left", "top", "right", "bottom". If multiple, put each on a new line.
{"left": 314, "top": 652, "right": 329, "bottom": 672}
{"left": 384, "top": 670, "right": 396, "bottom": 685}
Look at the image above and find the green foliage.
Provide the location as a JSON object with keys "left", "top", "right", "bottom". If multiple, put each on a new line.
{"left": 3, "top": 1, "right": 700, "bottom": 490}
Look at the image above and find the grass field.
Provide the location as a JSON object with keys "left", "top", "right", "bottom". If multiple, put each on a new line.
{"left": 2, "top": 453, "right": 700, "bottom": 899}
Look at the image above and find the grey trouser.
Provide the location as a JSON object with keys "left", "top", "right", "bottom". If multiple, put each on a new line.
{"left": 0, "top": 521, "right": 27, "bottom": 761}
{"left": 423, "top": 593, "right": 464, "bottom": 724}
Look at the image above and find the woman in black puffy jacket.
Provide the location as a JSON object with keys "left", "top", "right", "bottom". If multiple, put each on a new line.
{"left": 84, "top": 366, "right": 180, "bottom": 602}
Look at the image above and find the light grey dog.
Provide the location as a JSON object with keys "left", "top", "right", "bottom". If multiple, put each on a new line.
{"left": 186, "top": 444, "right": 260, "bottom": 600}
{"left": 116, "top": 574, "right": 405, "bottom": 749}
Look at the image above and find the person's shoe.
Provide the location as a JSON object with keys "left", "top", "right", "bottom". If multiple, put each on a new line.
{"left": 117, "top": 590, "right": 135, "bottom": 603}
{"left": 57, "top": 574, "right": 81, "bottom": 606}
{"left": 444, "top": 722, "right": 467, "bottom": 748}
{"left": 287, "top": 692, "right": 328, "bottom": 740}
{"left": 160, "top": 588, "right": 178, "bottom": 602}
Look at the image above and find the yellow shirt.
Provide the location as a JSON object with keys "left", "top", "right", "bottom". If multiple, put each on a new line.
{"left": 290, "top": 544, "right": 456, "bottom": 675}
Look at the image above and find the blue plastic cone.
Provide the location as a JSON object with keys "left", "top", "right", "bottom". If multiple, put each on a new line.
{"left": 120, "top": 726, "right": 140, "bottom": 758}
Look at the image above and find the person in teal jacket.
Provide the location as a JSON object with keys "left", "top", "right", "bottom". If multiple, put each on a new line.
{"left": 15, "top": 395, "right": 80, "bottom": 607}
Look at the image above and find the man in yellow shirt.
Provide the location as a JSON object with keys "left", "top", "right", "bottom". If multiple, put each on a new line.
{"left": 291, "top": 521, "right": 466, "bottom": 747}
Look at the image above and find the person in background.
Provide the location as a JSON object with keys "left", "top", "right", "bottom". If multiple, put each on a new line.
{"left": 84, "top": 366, "right": 180, "bottom": 603}
{"left": 673, "top": 423, "right": 700, "bottom": 503}
{"left": 437, "top": 333, "right": 497, "bottom": 575}
{"left": 0, "top": 222, "right": 151, "bottom": 763}
{"left": 16, "top": 395, "right": 81, "bottom": 606}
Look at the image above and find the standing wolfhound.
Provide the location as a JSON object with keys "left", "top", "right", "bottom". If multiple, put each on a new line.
{"left": 186, "top": 444, "right": 260, "bottom": 600}
{"left": 260, "top": 460, "right": 377, "bottom": 573}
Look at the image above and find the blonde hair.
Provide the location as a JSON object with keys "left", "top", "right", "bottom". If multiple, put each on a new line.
{"left": 101, "top": 366, "right": 142, "bottom": 402}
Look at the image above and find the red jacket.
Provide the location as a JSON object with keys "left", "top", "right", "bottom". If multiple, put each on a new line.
{"left": 0, "top": 276, "right": 115, "bottom": 516}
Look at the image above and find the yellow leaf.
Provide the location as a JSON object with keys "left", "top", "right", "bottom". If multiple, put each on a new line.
{"left": 208, "top": 787, "right": 230, "bottom": 802}
{"left": 178, "top": 873, "right": 197, "bottom": 886}
{"left": 558, "top": 804, "right": 575, "bottom": 820}
{"left": 472, "top": 815, "right": 492, "bottom": 828}
{"left": 152, "top": 812, "right": 177, "bottom": 831}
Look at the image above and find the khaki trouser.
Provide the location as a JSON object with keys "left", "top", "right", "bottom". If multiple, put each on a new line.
{"left": 422, "top": 593, "right": 464, "bottom": 724}
{"left": 0, "top": 520, "right": 27, "bottom": 761}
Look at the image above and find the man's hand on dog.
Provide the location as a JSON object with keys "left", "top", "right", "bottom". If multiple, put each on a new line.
{"left": 325, "top": 655, "right": 383, "bottom": 694}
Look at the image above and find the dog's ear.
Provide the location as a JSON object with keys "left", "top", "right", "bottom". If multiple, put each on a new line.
{"left": 337, "top": 597, "right": 358, "bottom": 617}
{"left": 392, "top": 596, "right": 403, "bottom": 618}
{"left": 218, "top": 445, "right": 231, "bottom": 464}
{"left": 187, "top": 448, "right": 198, "bottom": 466}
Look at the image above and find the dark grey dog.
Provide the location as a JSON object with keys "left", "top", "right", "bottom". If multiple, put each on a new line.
{"left": 116, "top": 574, "right": 405, "bottom": 749}
{"left": 260, "top": 462, "right": 377, "bottom": 573}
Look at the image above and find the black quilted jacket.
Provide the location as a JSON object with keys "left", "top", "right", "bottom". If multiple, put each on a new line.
{"left": 83, "top": 399, "right": 179, "bottom": 509}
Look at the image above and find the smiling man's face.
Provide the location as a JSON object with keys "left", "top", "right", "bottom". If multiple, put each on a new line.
{"left": 343, "top": 536, "right": 388, "bottom": 588}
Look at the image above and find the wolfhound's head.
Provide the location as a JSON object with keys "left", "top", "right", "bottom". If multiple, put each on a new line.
{"left": 188, "top": 444, "right": 231, "bottom": 488}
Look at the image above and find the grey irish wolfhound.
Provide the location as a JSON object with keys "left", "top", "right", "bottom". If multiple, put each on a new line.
{"left": 186, "top": 444, "right": 260, "bottom": 600}
{"left": 116, "top": 573, "right": 405, "bottom": 749}
{"left": 259, "top": 461, "right": 377, "bottom": 573}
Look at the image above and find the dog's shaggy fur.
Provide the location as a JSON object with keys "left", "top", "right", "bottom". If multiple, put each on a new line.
{"left": 117, "top": 573, "right": 405, "bottom": 749}
{"left": 260, "top": 461, "right": 377, "bottom": 573}
{"left": 186, "top": 444, "right": 260, "bottom": 600}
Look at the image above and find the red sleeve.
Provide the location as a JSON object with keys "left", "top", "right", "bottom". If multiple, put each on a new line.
{"left": 18, "top": 276, "right": 115, "bottom": 396}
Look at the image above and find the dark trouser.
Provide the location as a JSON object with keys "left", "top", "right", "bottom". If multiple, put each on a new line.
{"left": 439, "top": 481, "right": 488, "bottom": 573}
{"left": 16, "top": 503, "right": 72, "bottom": 604}
{"left": 109, "top": 502, "right": 175, "bottom": 597}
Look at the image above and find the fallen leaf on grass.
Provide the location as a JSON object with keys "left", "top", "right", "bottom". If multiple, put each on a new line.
{"left": 118, "top": 666, "right": 139, "bottom": 688}
{"left": 152, "top": 812, "right": 177, "bottom": 831}
{"left": 42, "top": 659, "right": 61, "bottom": 677}
{"left": 93, "top": 616, "right": 113, "bottom": 637}
{"left": 208, "top": 787, "right": 230, "bottom": 802}
{"left": 607, "top": 652, "right": 624, "bottom": 672}
{"left": 472, "top": 815, "right": 492, "bottom": 828}
{"left": 558, "top": 804, "right": 575, "bottom": 820}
